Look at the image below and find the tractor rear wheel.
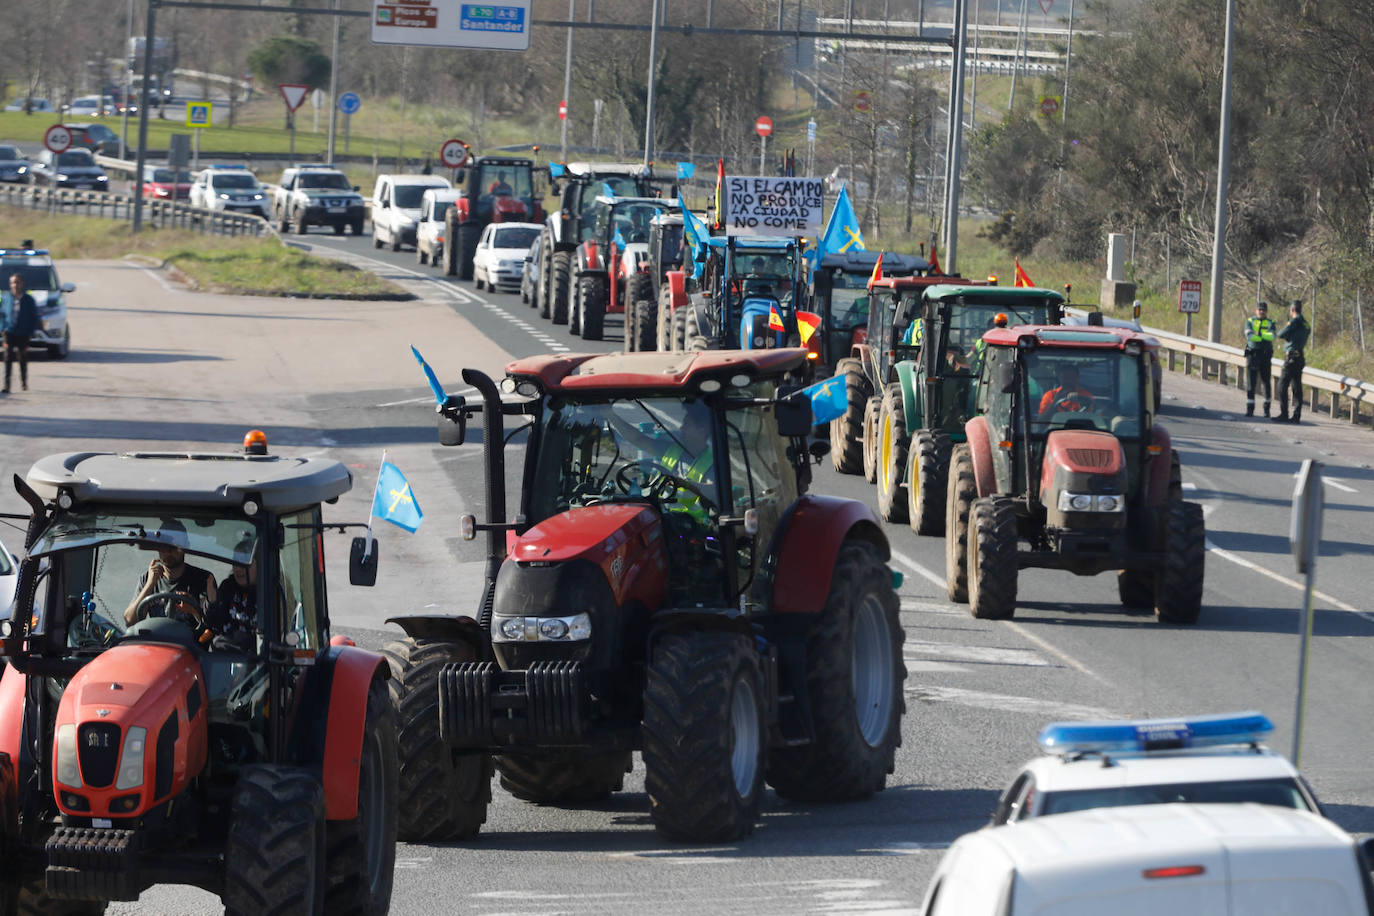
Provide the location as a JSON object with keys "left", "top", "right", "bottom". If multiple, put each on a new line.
{"left": 1168, "top": 451, "right": 1183, "bottom": 502}
{"left": 968, "top": 497, "right": 1018, "bottom": 620}
{"left": 907, "top": 431, "right": 950, "bottom": 537}
{"left": 383, "top": 637, "right": 492, "bottom": 841}
{"left": 1117, "top": 569, "right": 1155, "bottom": 608}
{"left": 578, "top": 276, "right": 607, "bottom": 341}
{"left": 876, "top": 385, "right": 909, "bottom": 523}
{"left": 15, "top": 882, "right": 105, "bottom": 915}
{"left": 568, "top": 274, "right": 584, "bottom": 335}
{"left": 945, "top": 445, "right": 976, "bottom": 603}
{"left": 1155, "top": 501, "right": 1205, "bottom": 624}
{"left": 829, "top": 358, "right": 869, "bottom": 475}
{"left": 457, "top": 223, "right": 480, "bottom": 281}
{"left": 643, "top": 631, "right": 764, "bottom": 842}
{"left": 536, "top": 229, "right": 555, "bottom": 316}
{"left": 325, "top": 679, "right": 398, "bottom": 916}
{"left": 626, "top": 274, "right": 655, "bottom": 350}
{"left": 223, "top": 766, "right": 326, "bottom": 916}
{"left": 550, "top": 252, "right": 572, "bottom": 324}
{"left": 767, "top": 541, "right": 905, "bottom": 801}
{"left": 672, "top": 307, "right": 688, "bottom": 352}
{"left": 656, "top": 287, "right": 674, "bottom": 351}
{"left": 497, "top": 751, "right": 631, "bottom": 804}
{"left": 861, "top": 395, "right": 881, "bottom": 484}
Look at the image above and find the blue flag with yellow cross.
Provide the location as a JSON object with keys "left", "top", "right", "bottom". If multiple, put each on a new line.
{"left": 814, "top": 185, "right": 865, "bottom": 266}
{"left": 802, "top": 375, "right": 848, "bottom": 425}
{"left": 372, "top": 461, "right": 423, "bottom": 533}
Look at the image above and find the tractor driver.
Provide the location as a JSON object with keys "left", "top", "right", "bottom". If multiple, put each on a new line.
{"left": 1038, "top": 363, "right": 1095, "bottom": 417}
{"left": 652, "top": 407, "right": 717, "bottom": 522}
{"left": 124, "top": 544, "right": 218, "bottom": 628}
{"left": 488, "top": 171, "right": 513, "bottom": 196}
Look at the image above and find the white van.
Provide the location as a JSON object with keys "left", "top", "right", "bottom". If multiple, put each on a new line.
{"left": 922, "top": 803, "right": 1374, "bottom": 915}
{"left": 371, "top": 174, "right": 451, "bottom": 251}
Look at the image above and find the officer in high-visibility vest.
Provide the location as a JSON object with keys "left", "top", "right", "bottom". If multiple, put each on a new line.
{"left": 1275, "top": 300, "right": 1311, "bottom": 424}
{"left": 1243, "top": 301, "right": 1276, "bottom": 417}
{"left": 969, "top": 312, "right": 1009, "bottom": 374}
{"left": 657, "top": 409, "right": 716, "bottom": 523}
{"left": 900, "top": 315, "right": 924, "bottom": 347}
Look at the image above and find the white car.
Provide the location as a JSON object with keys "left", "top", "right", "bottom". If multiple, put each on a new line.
{"left": 473, "top": 223, "right": 542, "bottom": 293}
{"left": 415, "top": 188, "right": 460, "bottom": 267}
{"left": 64, "top": 95, "right": 117, "bottom": 117}
{"left": 923, "top": 803, "right": 1374, "bottom": 916}
{"left": 190, "top": 165, "right": 270, "bottom": 218}
{"left": 371, "top": 174, "right": 451, "bottom": 251}
{"left": 0, "top": 538, "right": 15, "bottom": 618}
{"left": 1, "top": 246, "right": 74, "bottom": 358}
{"left": 5, "top": 98, "right": 54, "bottom": 113}
{"left": 991, "top": 712, "right": 1321, "bottom": 826}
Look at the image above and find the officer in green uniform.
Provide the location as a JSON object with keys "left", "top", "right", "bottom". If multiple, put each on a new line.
{"left": 1243, "top": 301, "right": 1276, "bottom": 417}
{"left": 1275, "top": 300, "right": 1311, "bottom": 423}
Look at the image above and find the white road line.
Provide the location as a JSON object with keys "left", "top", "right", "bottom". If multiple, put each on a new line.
{"left": 906, "top": 639, "right": 1051, "bottom": 667}
{"left": 1289, "top": 468, "right": 1358, "bottom": 493}
{"left": 889, "top": 549, "right": 1107, "bottom": 683}
{"left": 1204, "top": 539, "right": 1374, "bottom": 624}
{"left": 906, "top": 684, "right": 1118, "bottom": 721}
{"left": 137, "top": 266, "right": 179, "bottom": 293}
{"left": 1182, "top": 482, "right": 1198, "bottom": 490}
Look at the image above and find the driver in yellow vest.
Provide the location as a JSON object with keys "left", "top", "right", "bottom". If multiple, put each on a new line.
{"left": 657, "top": 408, "right": 716, "bottom": 521}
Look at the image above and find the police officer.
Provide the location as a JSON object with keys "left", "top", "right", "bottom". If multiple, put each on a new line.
{"left": 1243, "top": 301, "right": 1276, "bottom": 417}
{"left": 1275, "top": 300, "right": 1311, "bottom": 424}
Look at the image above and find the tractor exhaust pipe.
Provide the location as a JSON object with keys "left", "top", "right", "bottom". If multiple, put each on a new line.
{"left": 462, "top": 368, "right": 506, "bottom": 627}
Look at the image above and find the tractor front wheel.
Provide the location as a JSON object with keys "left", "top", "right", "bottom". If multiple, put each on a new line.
{"left": 536, "top": 229, "right": 555, "bottom": 317}
{"left": 498, "top": 751, "right": 631, "bottom": 804}
{"left": 550, "top": 252, "right": 572, "bottom": 324}
{"left": 457, "top": 223, "right": 481, "bottom": 281}
{"left": 1155, "top": 501, "right": 1205, "bottom": 624}
{"left": 968, "top": 497, "right": 1018, "bottom": 620}
{"left": 643, "top": 631, "right": 764, "bottom": 842}
{"left": 945, "top": 445, "right": 976, "bottom": 603}
{"left": 656, "top": 286, "right": 674, "bottom": 351}
{"left": 626, "top": 274, "right": 655, "bottom": 351}
{"left": 223, "top": 766, "right": 326, "bottom": 916}
{"left": 578, "top": 275, "right": 607, "bottom": 341}
{"left": 325, "top": 679, "right": 398, "bottom": 916}
{"left": 907, "top": 431, "right": 950, "bottom": 537}
{"left": 767, "top": 541, "right": 905, "bottom": 801}
{"left": 672, "top": 307, "right": 688, "bottom": 352}
{"left": 876, "top": 385, "right": 910, "bottom": 523}
{"left": 383, "top": 637, "right": 493, "bottom": 841}
{"left": 829, "top": 358, "right": 869, "bottom": 475}
{"left": 861, "top": 395, "right": 882, "bottom": 484}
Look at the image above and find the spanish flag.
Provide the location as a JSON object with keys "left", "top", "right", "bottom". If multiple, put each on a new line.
{"left": 768, "top": 305, "right": 785, "bottom": 332}
{"left": 1014, "top": 259, "right": 1034, "bottom": 288}
{"left": 867, "top": 251, "right": 885, "bottom": 291}
{"left": 928, "top": 243, "right": 941, "bottom": 275}
{"left": 713, "top": 158, "right": 725, "bottom": 229}
{"left": 796, "top": 310, "right": 821, "bottom": 345}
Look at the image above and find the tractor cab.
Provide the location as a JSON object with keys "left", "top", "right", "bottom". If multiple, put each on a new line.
{"left": 444, "top": 155, "right": 544, "bottom": 279}
{"left": 567, "top": 195, "right": 664, "bottom": 340}
{"left": 810, "top": 250, "right": 930, "bottom": 375}
{"left": 689, "top": 236, "right": 817, "bottom": 352}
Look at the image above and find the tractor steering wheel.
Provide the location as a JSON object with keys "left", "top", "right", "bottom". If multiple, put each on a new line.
{"left": 135, "top": 591, "right": 206, "bottom": 634}
{"left": 615, "top": 461, "right": 717, "bottom": 509}
{"left": 1055, "top": 391, "right": 1092, "bottom": 413}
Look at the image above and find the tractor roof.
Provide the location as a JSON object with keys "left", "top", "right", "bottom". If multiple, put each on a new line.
{"left": 507, "top": 349, "right": 808, "bottom": 393}
{"left": 591, "top": 195, "right": 667, "bottom": 208}
{"left": 870, "top": 275, "right": 971, "bottom": 292}
{"left": 925, "top": 284, "right": 1065, "bottom": 302}
{"left": 984, "top": 325, "right": 1153, "bottom": 351}
{"left": 473, "top": 156, "right": 532, "bottom": 167}
{"left": 564, "top": 162, "right": 652, "bottom": 177}
{"left": 703, "top": 235, "right": 797, "bottom": 251}
{"left": 819, "top": 250, "right": 930, "bottom": 274}
{"left": 25, "top": 449, "right": 353, "bottom": 511}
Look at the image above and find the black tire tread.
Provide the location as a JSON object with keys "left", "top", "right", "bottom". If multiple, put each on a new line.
{"left": 968, "top": 497, "right": 1018, "bottom": 620}
{"left": 1155, "top": 501, "right": 1205, "bottom": 624}
{"left": 550, "top": 252, "right": 572, "bottom": 324}
{"left": 861, "top": 395, "right": 882, "bottom": 484}
{"left": 908, "top": 431, "right": 950, "bottom": 537}
{"left": 876, "top": 384, "right": 910, "bottom": 522}
{"left": 223, "top": 766, "right": 324, "bottom": 916}
{"left": 945, "top": 444, "right": 976, "bottom": 603}
{"left": 829, "top": 358, "right": 869, "bottom": 475}
{"left": 578, "top": 275, "right": 606, "bottom": 341}
{"left": 497, "top": 751, "right": 630, "bottom": 804}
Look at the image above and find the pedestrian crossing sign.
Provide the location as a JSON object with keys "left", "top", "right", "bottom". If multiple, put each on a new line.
{"left": 185, "top": 102, "right": 212, "bottom": 128}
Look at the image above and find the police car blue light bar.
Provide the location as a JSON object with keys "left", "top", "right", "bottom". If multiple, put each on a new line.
{"left": 1038, "top": 712, "right": 1274, "bottom": 755}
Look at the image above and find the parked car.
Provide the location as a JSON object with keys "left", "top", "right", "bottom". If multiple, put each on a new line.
{"left": 64, "top": 123, "right": 120, "bottom": 156}
{"left": 472, "top": 222, "right": 541, "bottom": 293}
{"left": 371, "top": 173, "right": 451, "bottom": 251}
{"left": 140, "top": 165, "right": 192, "bottom": 201}
{"left": 0, "top": 244, "right": 74, "bottom": 358}
{"left": 520, "top": 230, "right": 543, "bottom": 306}
{"left": 4, "top": 98, "right": 54, "bottom": 113}
{"left": 189, "top": 164, "right": 270, "bottom": 218}
{"left": 30, "top": 149, "right": 109, "bottom": 191}
{"left": 0, "top": 537, "right": 15, "bottom": 619}
{"left": 415, "top": 187, "right": 460, "bottom": 267}
{"left": 64, "top": 95, "right": 117, "bottom": 117}
{"left": 0, "top": 146, "right": 31, "bottom": 184}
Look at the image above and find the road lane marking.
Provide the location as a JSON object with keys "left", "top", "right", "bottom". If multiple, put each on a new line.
{"left": 1204, "top": 539, "right": 1374, "bottom": 624}
{"left": 905, "top": 639, "right": 1051, "bottom": 667}
{"left": 906, "top": 684, "right": 1118, "bottom": 720}
{"left": 1289, "top": 468, "right": 1357, "bottom": 493}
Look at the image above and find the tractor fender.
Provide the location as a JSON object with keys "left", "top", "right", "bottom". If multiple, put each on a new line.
{"left": 851, "top": 340, "right": 872, "bottom": 364}
{"left": 0, "top": 664, "right": 24, "bottom": 819}
{"left": 320, "top": 645, "right": 390, "bottom": 821}
{"left": 771, "top": 495, "right": 889, "bottom": 614}
{"left": 893, "top": 360, "right": 923, "bottom": 431}
{"left": 384, "top": 614, "right": 487, "bottom": 656}
{"left": 454, "top": 197, "right": 470, "bottom": 224}
{"left": 1145, "top": 424, "right": 1174, "bottom": 506}
{"left": 583, "top": 240, "right": 600, "bottom": 272}
{"left": 965, "top": 415, "right": 996, "bottom": 498}
{"left": 665, "top": 270, "right": 688, "bottom": 309}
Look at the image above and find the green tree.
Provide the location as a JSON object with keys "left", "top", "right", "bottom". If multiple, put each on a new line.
{"left": 247, "top": 36, "right": 330, "bottom": 125}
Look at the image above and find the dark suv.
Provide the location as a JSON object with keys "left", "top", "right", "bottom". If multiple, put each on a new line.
{"left": 64, "top": 123, "right": 120, "bottom": 156}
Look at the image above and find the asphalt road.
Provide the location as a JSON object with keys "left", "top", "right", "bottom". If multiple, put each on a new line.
{"left": 3, "top": 240, "right": 1374, "bottom": 915}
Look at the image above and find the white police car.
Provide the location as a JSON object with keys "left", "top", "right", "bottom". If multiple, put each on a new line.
{"left": 190, "top": 164, "right": 270, "bottom": 219}
{"left": 990, "top": 712, "right": 1321, "bottom": 825}
{"left": 1, "top": 246, "right": 73, "bottom": 359}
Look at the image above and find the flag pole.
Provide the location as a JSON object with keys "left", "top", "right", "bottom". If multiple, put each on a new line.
{"left": 365, "top": 449, "right": 387, "bottom": 561}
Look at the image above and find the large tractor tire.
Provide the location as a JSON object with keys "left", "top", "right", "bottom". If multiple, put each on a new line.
{"left": 1168, "top": 451, "right": 1184, "bottom": 502}
{"left": 672, "top": 307, "right": 688, "bottom": 352}
{"left": 223, "top": 766, "right": 326, "bottom": 916}
{"left": 876, "top": 384, "right": 910, "bottom": 523}
{"left": 15, "top": 883, "right": 105, "bottom": 915}
{"left": 1117, "top": 569, "right": 1155, "bottom": 608}
{"left": 907, "top": 431, "right": 950, "bottom": 537}
{"left": 829, "top": 358, "right": 869, "bottom": 475}
{"left": 945, "top": 445, "right": 977, "bottom": 603}
{"left": 689, "top": 333, "right": 710, "bottom": 351}
{"left": 536, "top": 229, "right": 555, "bottom": 317}
{"left": 861, "top": 395, "right": 882, "bottom": 484}
{"left": 1155, "top": 501, "right": 1205, "bottom": 624}
{"left": 767, "top": 541, "right": 905, "bottom": 801}
{"left": 642, "top": 630, "right": 765, "bottom": 842}
{"left": 968, "top": 497, "right": 1019, "bottom": 620}
{"left": 549, "top": 252, "right": 572, "bottom": 324}
{"left": 325, "top": 678, "right": 398, "bottom": 916}
{"left": 568, "top": 274, "right": 584, "bottom": 335}
{"left": 457, "top": 222, "right": 481, "bottom": 281}
{"left": 626, "top": 274, "right": 655, "bottom": 350}
{"left": 656, "top": 286, "right": 675, "bottom": 351}
{"left": 441, "top": 225, "right": 458, "bottom": 276}
{"left": 497, "top": 751, "right": 631, "bottom": 804}
{"left": 382, "top": 637, "right": 492, "bottom": 842}
{"left": 578, "top": 275, "right": 607, "bottom": 341}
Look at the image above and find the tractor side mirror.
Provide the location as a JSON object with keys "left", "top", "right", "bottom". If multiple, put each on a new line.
{"left": 438, "top": 394, "right": 468, "bottom": 447}
{"left": 808, "top": 440, "right": 830, "bottom": 463}
{"left": 349, "top": 537, "right": 378, "bottom": 587}
{"left": 998, "top": 359, "right": 1018, "bottom": 394}
{"left": 775, "top": 397, "right": 813, "bottom": 438}
{"left": 1132, "top": 299, "right": 1142, "bottom": 319}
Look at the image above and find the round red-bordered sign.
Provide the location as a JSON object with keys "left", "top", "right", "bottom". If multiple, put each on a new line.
{"left": 440, "top": 138, "right": 470, "bottom": 169}
{"left": 44, "top": 124, "right": 73, "bottom": 154}
{"left": 755, "top": 116, "right": 773, "bottom": 138}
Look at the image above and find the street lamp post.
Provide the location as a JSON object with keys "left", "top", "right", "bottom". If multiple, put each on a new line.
{"left": 1207, "top": 0, "right": 1237, "bottom": 343}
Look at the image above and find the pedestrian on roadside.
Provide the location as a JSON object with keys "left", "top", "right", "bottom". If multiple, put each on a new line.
{"left": 1, "top": 272, "right": 38, "bottom": 394}
{"left": 1243, "top": 301, "right": 1276, "bottom": 417}
{"left": 1275, "top": 300, "right": 1311, "bottom": 424}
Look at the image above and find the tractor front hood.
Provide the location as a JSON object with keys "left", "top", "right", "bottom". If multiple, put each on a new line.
{"left": 511, "top": 503, "right": 657, "bottom": 564}
{"left": 1040, "top": 429, "right": 1128, "bottom": 530}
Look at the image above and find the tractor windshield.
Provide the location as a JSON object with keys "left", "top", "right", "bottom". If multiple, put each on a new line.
{"left": 601, "top": 202, "right": 658, "bottom": 245}
{"left": 732, "top": 248, "right": 796, "bottom": 307}
{"left": 30, "top": 510, "right": 257, "bottom": 563}
{"left": 527, "top": 395, "right": 722, "bottom": 522}
{"left": 1024, "top": 350, "right": 1145, "bottom": 439}
{"left": 942, "top": 299, "right": 1053, "bottom": 355}
{"left": 478, "top": 164, "right": 532, "bottom": 201}
{"left": 828, "top": 270, "right": 873, "bottom": 330}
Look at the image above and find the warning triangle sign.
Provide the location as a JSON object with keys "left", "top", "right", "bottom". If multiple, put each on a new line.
{"left": 280, "top": 84, "right": 309, "bottom": 112}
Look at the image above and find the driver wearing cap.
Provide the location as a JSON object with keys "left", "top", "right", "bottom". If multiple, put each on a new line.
{"left": 124, "top": 545, "right": 217, "bottom": 627}
{"left": 1038, "top": 364, "right": 1095, "bottom": 417}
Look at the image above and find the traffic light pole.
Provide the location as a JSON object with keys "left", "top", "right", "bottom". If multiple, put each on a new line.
{"left": 132, "top": 0, "right": 158, "bottom": 233}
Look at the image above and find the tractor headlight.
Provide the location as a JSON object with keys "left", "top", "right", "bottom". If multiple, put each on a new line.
{"left": 1058, "top": 492, "right": 1124, "bottom": 513}
{"left": 493, "top": 613, "right": 592, "bottom": 643}
{"left": 115, "top": 726, "right": 147, "bottom": 790}
{"left": 1095, "top": 494, "right": 1123, "bottom": 512}
{"left": 56, "top": 724, "right": 81, "bottom": 787}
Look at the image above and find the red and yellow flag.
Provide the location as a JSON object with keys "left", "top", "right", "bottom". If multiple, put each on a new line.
{"left": 1014, "top": 259, "right": 1034, "bottom": 288}
{"left": 867, "top": 251, "right": 885, "bottom": 291}
{"left": 796, "top": 310, "right": 821, "bottom": 345}
{"left": 928, "top": 243, "right": 941, "bottom": 275}
{"left": 713, "top": 158, "right": 725, "bottom": 229}
{"left": 768, "top": 305, "right": 785, "bottom": 332}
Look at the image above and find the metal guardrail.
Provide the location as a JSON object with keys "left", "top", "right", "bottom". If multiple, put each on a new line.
{"left": 0, "top": 179, "right": 271, "bottom": 239}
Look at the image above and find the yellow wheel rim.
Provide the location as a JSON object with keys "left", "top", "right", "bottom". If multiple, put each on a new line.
{"left": 879, "top": 415, "right": 892, "bottom": 494}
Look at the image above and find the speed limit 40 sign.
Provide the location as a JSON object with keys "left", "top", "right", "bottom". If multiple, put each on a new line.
{"left": 44, "top": 124, "right": 73, "bottom": 153}
{"left": 440, "top": 138, "right": 470, "bottom": 169}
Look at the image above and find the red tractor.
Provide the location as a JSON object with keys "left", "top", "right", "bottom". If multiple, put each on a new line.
{"left": 0, "top": 434, "right": 396, "bottom": 913}
{"left": 386, "top": 348, "right": 907, "bottom": 843}
{"left": 946, "top": 325, "right": 1204, "bottom": 623}
{"left": 567, "top": 195, "right": 662, "bottom": 342}
{"left": 442, "top": 155, "right": 545, "bottom": 280}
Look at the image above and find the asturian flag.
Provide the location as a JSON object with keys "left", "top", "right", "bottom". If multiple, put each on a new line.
{"left": 815, "top": 185, "right": 865, "bottom": 265}
{"left": 802, "top": 375, "right": 848, "bottom": 425}
{"left": 371, "top": 461, "right": 423, "bottom": 533}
